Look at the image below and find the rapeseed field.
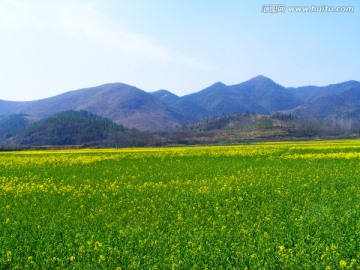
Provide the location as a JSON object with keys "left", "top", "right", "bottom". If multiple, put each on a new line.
{"left": 0, "top": 140, "right": 359, "bottom": 269}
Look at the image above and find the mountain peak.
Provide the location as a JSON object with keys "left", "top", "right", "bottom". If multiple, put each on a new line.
{"left": 200, "top": 82, "right": 228, "bottom": 92}
{"left": 331, "top": 80, "right": 360, "bottom": 87}
{"left": 151, "top": 89, "right": 178, "bottom": 96}
{"left": 249, "top": 75, "right": 275, "bottom": 83}
{"left": 212, "top": 81, "right": 226, "bottom": 86}
{"left": 254, "top": 75, "right": 269, "bottom": 79}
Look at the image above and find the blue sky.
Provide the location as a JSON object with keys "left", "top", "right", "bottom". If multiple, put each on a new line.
{"left": 0, "top": 0, "right": 359, "bottom": 101}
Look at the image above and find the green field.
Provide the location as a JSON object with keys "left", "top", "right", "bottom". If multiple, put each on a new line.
{"left": 1, "top": 141, "right": 359, "bottom": 269}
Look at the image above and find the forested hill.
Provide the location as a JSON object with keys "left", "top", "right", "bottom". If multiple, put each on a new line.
{"left": 12, "top": 110, "right": 130, "bottom": 146}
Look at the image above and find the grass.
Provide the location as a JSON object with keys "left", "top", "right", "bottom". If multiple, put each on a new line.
{"left": 0, "top": 140, "right": 359, "bottom": 269}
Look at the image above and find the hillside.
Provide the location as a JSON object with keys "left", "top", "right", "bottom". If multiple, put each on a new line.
{"left": 151, "top": 90, "right": 210, "bottom": 121}
{"left": 158, "top": 113, "right": 358, "bottom": 146}
{"left": 0, "top": 114, "right": 39, "bottom": 141}
{"left": 2, "top": 111, "right": 358, "bottom": 148}
{"left": 293, "top": 88, "right": 360, "bottom": 126}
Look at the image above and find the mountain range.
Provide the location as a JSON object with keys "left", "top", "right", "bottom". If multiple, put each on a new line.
{"left": 1, "top": 75, "right": 360, "bottom": 131}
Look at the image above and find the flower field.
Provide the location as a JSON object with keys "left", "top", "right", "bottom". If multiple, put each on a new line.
{"left": 0, "top": 140, "right": 359, "bottom": 269}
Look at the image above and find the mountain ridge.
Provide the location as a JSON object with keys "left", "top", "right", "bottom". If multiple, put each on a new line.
{"left": 1, "top": 76, "right": 360, "bottom": 131}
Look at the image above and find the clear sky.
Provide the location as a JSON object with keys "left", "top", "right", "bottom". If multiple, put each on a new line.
{"left": 0, "top": 0, "right": 359, "bottom": 101}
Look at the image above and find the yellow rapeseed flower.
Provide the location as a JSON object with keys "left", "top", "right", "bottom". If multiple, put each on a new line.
{"left": 99, "top": 254, "right": 105, "bottom": 262}
{"left": 6, "top": 251, "right": 12, "bottom": 262}
{"left": 339, "top": 260, "right": 347, "bottom": 268}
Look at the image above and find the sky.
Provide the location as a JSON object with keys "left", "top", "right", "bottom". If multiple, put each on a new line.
{"left": 0, "top": 0, "right": 359, "bottom": 101}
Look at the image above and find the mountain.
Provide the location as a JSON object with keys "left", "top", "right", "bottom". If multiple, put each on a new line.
{"left": 229, "top": 76, "right": 301, "bottom": 112}
{"left": 0, "top": 83, "right": 184, "bottom": 131}
{"left": 1, "top": 76, "right": 360, "bottom": 132}
{"left": 180, "top": 76, "right": 301, "bottom": 117}
{"left": 151, "top": 90, "right": 210, "bottom": 121}
{"left": 288, "top": 80, "right": 360, "bottom": 103}
{"left": 180, "top": 82, "right": 259, "bottom": 116}
{"left": 293, "top": 87, "right": 360, "bottom": 124}
{"left": 291, "top": 81, "right": 360, "bottom": 127}
{"left": 151, "top": 76, "right": 301, "bottom": 122}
